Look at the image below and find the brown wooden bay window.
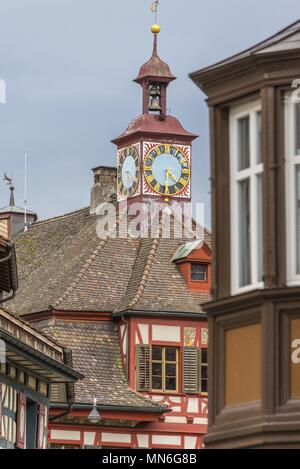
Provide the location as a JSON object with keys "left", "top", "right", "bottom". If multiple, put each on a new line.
{"left": 136, "top": 344, "right": 207, "bottom": 394}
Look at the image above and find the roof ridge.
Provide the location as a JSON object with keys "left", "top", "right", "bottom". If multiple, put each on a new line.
{"left": 125, "top": 217, "right": 163, "bottom": 311}
{"left": 53, "top": 208, "right": 125, "bottom": 309}
{"left": 33, "top": 206, "right": 90, "bottom": 227}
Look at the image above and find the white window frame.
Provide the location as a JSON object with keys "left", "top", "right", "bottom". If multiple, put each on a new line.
{"left": 230, "top": 100, "right": 264, "bottom": 295}
{"left": 285, "top": 93, "right": 300, "bottom": 285}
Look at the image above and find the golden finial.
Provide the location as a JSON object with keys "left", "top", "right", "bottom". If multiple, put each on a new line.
{"left": 150, "top": 1, "right": 160, "bottom": 34}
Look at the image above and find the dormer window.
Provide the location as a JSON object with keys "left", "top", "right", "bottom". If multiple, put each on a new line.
{"left": 191, "top": 263, "right": 207, "bottom": 282}
{"left": 171, "top": 241, "right": 211, "bottom": 292}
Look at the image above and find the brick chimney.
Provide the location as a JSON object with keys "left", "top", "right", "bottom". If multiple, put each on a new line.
{"left": 90, "top": 166, "right": 117, "bottom": 214}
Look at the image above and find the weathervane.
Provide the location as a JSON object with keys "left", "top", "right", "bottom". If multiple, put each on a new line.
{"left": 151, "top": 1, "right": 159, "bottom": 25}
{"left": 3, "top": 172, "right": 13, "bottom": 187}
{"left": 3, "top": 173, "right": 15, "bottom": 206}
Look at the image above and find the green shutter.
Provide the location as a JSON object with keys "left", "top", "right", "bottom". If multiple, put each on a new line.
{"left": 136, "top": 345, "right": 151, "bottom": 392}
{"left": 183, "top": 347, "right": 200, "bottom": 394}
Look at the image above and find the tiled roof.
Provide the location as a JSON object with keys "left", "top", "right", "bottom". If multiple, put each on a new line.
{"left": 42, "top": 319, "right": 164, "bottom": 409}
{"left": 6, "top": 206, "right": 212, "bottom": 316}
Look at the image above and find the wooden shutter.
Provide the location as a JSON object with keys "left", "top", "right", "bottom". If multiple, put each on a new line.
{"left": 50, "top": 383, "right": 66, "bottom": 403}
{"left": 36, "top": 404, "right": 46, "bottom": 449}
{"left": 183, "top": 347, "right": 200, "bottom": 394}
{"left": 16, "top": 392, "right": 26, "bottom": 449}
{"left": 136, "top": 345, "right": 151, "bottom": 392}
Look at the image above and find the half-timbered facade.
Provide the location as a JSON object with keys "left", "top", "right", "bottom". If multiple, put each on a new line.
{"left": 191, "top": 19, "right": 300, "bottom": 448}
{"left": 0, "top": 236, "right": 83, "bottom": 449}
{"left": 4, "top": 23, "right": 211, "bottom": 449}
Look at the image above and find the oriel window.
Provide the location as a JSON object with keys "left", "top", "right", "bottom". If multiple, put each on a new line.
{"left": 230, "top": 102, "right": 264, "bottom": 293}
{"left": 285, "top": 99, "right": 300, "bottom": 283}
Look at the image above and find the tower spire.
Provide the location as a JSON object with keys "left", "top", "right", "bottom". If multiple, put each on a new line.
{"left": 9, "top": 185, "right": 15, "bottom": 206}
{"left": 134, "top": 8, "right": 176, "bottom": 116}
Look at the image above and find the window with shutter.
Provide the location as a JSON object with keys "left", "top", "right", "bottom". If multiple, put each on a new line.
{"left": 183, "top": 347, "right": 199, "bottom": 394}
{"left": 136, "top": 345, "right": 151, "bottom": 392}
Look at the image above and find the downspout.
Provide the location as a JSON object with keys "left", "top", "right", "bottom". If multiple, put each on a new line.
{"left": 120, "top": 314, "right": 129, "bottom": 381}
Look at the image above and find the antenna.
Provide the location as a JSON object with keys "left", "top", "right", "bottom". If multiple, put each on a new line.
{"left": 24, "top": 152, "right": 28, "bottom": 232}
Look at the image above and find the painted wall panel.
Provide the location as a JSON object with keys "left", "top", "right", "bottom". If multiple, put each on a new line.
{"left": 51, "top": 429, "right": 81, "bottom": 441}
{"left": 152, "top": 325, "right": 180, "bottom": 342}
{"left": 102, "top": 432, "right": 131, "bottom": 444}
{"left": 152, "top": 434, "right": 181, "bottom": 446}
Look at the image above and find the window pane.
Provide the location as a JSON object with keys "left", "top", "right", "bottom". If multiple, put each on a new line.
{"left": 296, "top": 103, "right": 300, "bottom": 156}
{"left": 152, "top": 346, "right": 162, "bottom": 361}
{"left": 238, "top": 116, "right": 250, "bottom": 170}
{"left": 201, "top": 380, "right": 208, "bottom": 393}
{"left": 152, "top": 363, "right": 162, "bottom": 376}
{"left": 257, "top": 174, "right": 263, "bottom": 282}
{"left": 165, "top": 377, "right": 176, "bottom": 391}
{"left": 165, "top": 347, "right": 176, "bottom": 361}
{"left": 201, "top": 348, "right": 208, "bottom": 364}
{"left": 256, "top": 111, "right": 262, "bottom": 164}
{"left": 238, "top": 179, "right": 251, "bottom": 287}
{"left": 191, "top": 263, "right": 207, "bottom": 281}
{"left": 201, "top": 367, "right": 208, "bottom": 380}
{"left": 152, "top": 376, "right": 162, "bottom": 390}
{"left": 166, "top": 364, "right": 176, "bottom": 377}
{"left": 296, "top": 166, "right": 300, "bottom": 274}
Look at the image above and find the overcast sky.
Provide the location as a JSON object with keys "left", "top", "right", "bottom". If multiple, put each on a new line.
{"left": 0, "top": 1, "right": 299, "bottom": 228}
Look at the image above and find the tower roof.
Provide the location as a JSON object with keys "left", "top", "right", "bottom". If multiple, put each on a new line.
{"left": 134, "top": 30, "right": 176, "bottom": 84}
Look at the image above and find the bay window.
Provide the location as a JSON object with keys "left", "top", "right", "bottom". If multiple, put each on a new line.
{"left": 285, "top": 98, "right": 300, "bottom": 284}
{"left": 230, "top": 101, "right": 264, "bottom": 294}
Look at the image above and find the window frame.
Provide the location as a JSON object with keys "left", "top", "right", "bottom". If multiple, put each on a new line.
{"left": 190, "top": 262, "right": 208, "bottom": 283}
{"left": 285, "top": 95, "right": 300, "bottom": 285}
{"left": 151, "top": 345, "right": 179, "bottom": 393}
{"left": 199, "top": 347, "right": 208, "bottom": 395}
{"left": 230, "top": 100, "right": 264, "bottom": 295}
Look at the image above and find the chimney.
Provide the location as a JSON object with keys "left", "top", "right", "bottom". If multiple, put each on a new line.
{"left": 90, "top": 166, "right": 117, "bottom": 214}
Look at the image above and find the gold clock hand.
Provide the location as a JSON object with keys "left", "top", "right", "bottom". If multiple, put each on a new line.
{"left": 165, "top": 169, "right": 170, "bottom": 195}
{"left": 125, "top": 170, "right": 134, "bottom": 184}
{"left": 168, "top": 170, "right": 178, "bottom": 183}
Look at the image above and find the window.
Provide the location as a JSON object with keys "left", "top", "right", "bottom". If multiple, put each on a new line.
{"left": 136, "top": 345, "right": 205, "bottom": 394}
{"left": 200, "top": 348, "right": 208, "bottom": 393}
{"left": 285, "top": 98, "right": 300, "bottom": 284}
{"left": 151, "top": 346, "right": 178, "bottom": 392}
{"left": 191, "top": 263, "right": 207, "bottom": 281}
{"left": 230, "top": 101, "right": 264, "bottom": 294}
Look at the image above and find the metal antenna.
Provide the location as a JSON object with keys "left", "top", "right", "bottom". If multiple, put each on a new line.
{"left": 24, "top": 152, "right": 28, "bottom": 232}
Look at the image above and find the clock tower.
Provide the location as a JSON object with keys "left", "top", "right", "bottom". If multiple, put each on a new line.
{"left": 112, "top": 23, "right": 197, "bottom": 204}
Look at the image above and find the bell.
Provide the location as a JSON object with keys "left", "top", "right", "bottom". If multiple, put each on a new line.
{"left": 150, "top": 84, "right": 161, "bottom": 96}
{"left": 149, "top": 95, "right": 162, "bottom": 111}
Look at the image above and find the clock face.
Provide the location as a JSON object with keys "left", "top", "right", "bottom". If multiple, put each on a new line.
{"left": 117, "top": 146, "right": 140, "bottom": 199}
{"left": 144, "top": 144, "right": 190, "bottom": 197}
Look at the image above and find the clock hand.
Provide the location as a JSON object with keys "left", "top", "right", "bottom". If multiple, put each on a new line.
{"left": 168, "top": 169, "right": 179, "bottom": 183}
{"left": 125, "top": 170, "right": 134, "bottom": 184}
{"left": 165, "top": 169, "right": 170, "bottom": 195}
{"left": 166, "top": 167, "right": 178, "bottom": 183}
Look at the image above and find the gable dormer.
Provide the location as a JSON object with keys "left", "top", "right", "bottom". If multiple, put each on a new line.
{"left": 172, "top": 240, "right": 212, "bottom": 293}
